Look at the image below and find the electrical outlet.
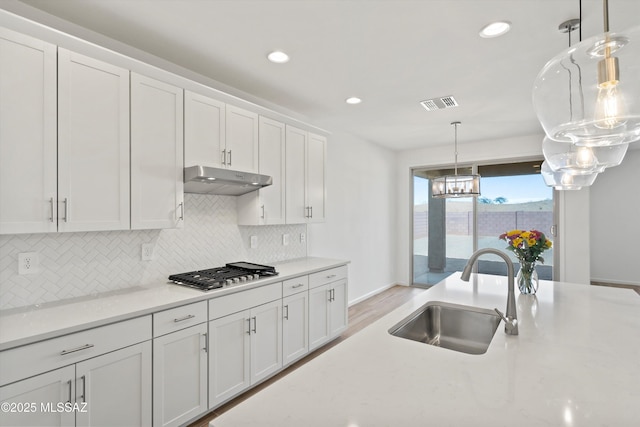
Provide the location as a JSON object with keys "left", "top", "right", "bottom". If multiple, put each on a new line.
{"left": 18, "top": 252, "right": 39, "bottom": 275}
{"left": 250, "top": 235, "right": 258, "bottom": 249}
{"left": 141, "top": 243, "right": 154, "bottom": 261}
{"left": 282, "top": 234, "right": 289, "bottom": 246}
{"left": 300, "top": 233, "right": 306, "bottom": 243}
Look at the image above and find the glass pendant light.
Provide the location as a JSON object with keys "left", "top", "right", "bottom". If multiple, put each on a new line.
{"left": 541, "top": 161, "right": 598, "bottom": 190}
{"left": 532, "top": 0, "right": 640, "bottom": 147}
{"left": 432, "top": 122, "right": 480, "bottom": 198}
{"left": 542, "top": 136, "right": 628, "bottom": 173}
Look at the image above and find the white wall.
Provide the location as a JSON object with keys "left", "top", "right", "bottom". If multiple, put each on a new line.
{"left": 308, "top": 131, "right": 397, "bottom": 305}
{"left": 395, "top": 133, "right": 592, "bottom": 286}
{"left": 590, "top": 147, "right": 640, "bottom": 286}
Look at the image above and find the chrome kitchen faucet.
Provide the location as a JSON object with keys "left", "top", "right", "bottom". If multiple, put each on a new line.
{"left": 460, "top": 248, "right": 519, "bottom": 336}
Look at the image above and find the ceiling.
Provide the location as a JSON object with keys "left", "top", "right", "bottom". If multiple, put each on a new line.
{"left": 15, "top": 0, "right": 640, "bottom": 151}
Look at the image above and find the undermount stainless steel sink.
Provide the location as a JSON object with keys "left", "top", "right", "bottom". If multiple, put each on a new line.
{"left": 388, "top": 301, "right": 501, "bottom": 355}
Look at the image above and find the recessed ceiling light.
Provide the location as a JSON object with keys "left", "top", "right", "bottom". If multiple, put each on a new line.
{"left": 345, "top": 97, "right": 362, "bottom": 105}
{"left": 479, "top": 21, "right": 511, "bottom": 38}
{"left": 267, "top": 51, "right": 290, "bottom": 63}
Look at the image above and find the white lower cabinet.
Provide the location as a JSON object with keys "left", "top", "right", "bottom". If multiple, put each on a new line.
{"left": 209, "top": 299, "right": 282, "bottom": 408}
{"left": 309, "top": 267, "right": 348, "bottom": 351}
{"left": 153, "top": 323, "right": 207, "bottom": 427}
{"left": 0, "top": 366, "right": 76, "bottom": 427}
{"left": 75, "top": 342, "right": 152, "bottom": 427}
{"left": 0, "top": 316, "right": 152, "bottom": 427}
{"left": 0, "top": 342, "right": 151, "bottom": 427}
{"left": 282, "top": 291, "right": 309, "bottom": 366}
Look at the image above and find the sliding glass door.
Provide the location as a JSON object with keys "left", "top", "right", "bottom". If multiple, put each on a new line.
{"left": 412, "top": 161, "right": 554, "bottom": 286}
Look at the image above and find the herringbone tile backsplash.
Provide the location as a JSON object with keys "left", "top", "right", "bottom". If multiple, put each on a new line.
{"left": 0, "top": 194, "right": 306, "bottom": 310}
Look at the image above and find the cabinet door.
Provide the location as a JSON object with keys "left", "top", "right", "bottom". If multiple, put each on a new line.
{"left": 131, "top": 73, "right": 184, "bottom": 230}
{"left": 0, "top": 366, "right": 75, "bottom": 427}
{"left": 225, "top": 105, "right": 258, "bottom": 172}
{"left": 258, "top": 116, "right": 286, "bottom": 224}
{"left": 285, "top": 125, "right": 307, "bottom": 224}
{"left": 329, "top": 279, "right": 348, "bottom": 338}
{"left": 209, "top": 310, "right": 250, "bottom": 408}
{"left": 250, "top": 300, "right": 282, "bottom": 385}
{"left": 57, "top": 48, "right": 130, "bottom": 232}
{"left": 75, "top": 341, "right": 152, "bottom": 427}
{"left": 153, "top": 323, "right": 207, "bottom": 427}
{"left": 308, "top": 284, "right": 331, "bottom": 351}
{"left": 0, "top": 28, "right": 57, "bottom": 234}
{"left": 184, "top": 90, "right": 225, "bottom": 168}
{"left": 283, "top": 291, "right": 309, "bottom": 366}
{"left": 307, "top": 132, "right": 326, "bottom": 223}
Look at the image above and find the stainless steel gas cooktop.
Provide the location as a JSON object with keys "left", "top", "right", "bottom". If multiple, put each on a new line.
{"left": 168, "top": 262, "right": 278, "bottom": 291}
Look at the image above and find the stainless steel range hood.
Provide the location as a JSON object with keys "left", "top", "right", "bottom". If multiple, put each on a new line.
{"left": 184, "top": 166, "right": 272, "bottom": 196}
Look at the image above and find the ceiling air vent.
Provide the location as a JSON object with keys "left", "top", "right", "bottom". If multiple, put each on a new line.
{"left": 420, "top": 95, "right": 458, "bottom": 111}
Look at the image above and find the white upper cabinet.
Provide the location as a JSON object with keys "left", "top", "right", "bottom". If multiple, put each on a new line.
{"left": 130, "top": 73, "right": 184, "bottom": 230}
{"left": 0, "top": 28, "right": 57, "bottom": 234}
{"left": 285, "top": 125, "right": 308, "bottom": 224}
{"left": 285, "top": 126, "right": 327, "bottom": 224}
{"left": 184, "top": 90, "right": 226, "bottom": 168}
{"left": 237, "top": 116, "right": 286, "bottom": 225}
{"left": 306, "top": 132, "right": 326, "bottom": 223}
{"left": 57, "top": 48, "right": 130, "bottom": 232}
{"left": 225, "top": 105, "right": 259, "bottom": 173}
{"left": 184, "top": 93, "right": 258, "bottom": 173}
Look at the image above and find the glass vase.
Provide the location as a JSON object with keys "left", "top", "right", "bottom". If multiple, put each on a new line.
{"left": 517, "top": 260, "right": 539, "bottom": 294}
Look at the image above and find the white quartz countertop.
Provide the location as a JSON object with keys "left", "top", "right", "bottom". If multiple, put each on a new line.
{"left": 0, "top": 257, "right": 348, "bottom": 351}
{"left": 211, "top": 274, "right": 640, "bottom": 427}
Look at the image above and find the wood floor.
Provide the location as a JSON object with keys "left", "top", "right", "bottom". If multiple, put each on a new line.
{"left": 187, "top": 285, "right": 426, "bottom": 427}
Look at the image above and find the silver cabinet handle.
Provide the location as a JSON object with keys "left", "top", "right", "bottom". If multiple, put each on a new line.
{"left": 284, "top": 305, "right": 289, "bottom": 320}
{"left": 49, "top": 197, "right": 55, "bottom": 222}
{"left": 178, "top": 202, "right": 184, "bottom": 220}
{"left": 67, "top": 380, "right": 72, "bottom": 403}
{"left": 326, "top": 274, "right": 337, "bottom": 279}
{"left": 329, "top": 288, "right": 335, "bottom": 302}
{"left": 222, "top": 149, "right": 227, "bottom": 165}
{"left": 261, "top": 205, "right": 265, "bottom": 219}
{"left": 292, "top": 283, "right": 304, "bottom": 289}
{"left": 228, "top": 150, "right": 232, "bottom": 166}
{"left": 202, "top": 333, "right": 208, "bottom": 352}
{"left": 251, "top": 316, "right": 257, "bottom": 334}
{"left": 310, "top": 206, "right": 313, "bottom": 218}
{"left": 173, "top": 314, "right": 195, "bottom": 323}
{"left": 304, "top": 206, "right": 310, "bottom": 218}
{"left": 246, "top": 318, "right": 251, "bottom": 335}
{"left": 80, "top": 375, "right": 86, "bottom": 402}
{"left": 60, "top": 343, "right": 94, "bottom": 355}
{"left": 327, "top": 289, "right": 332, "bottom": 302}
{"left": 61, "top": 198, "right": 68, "bottom": 222}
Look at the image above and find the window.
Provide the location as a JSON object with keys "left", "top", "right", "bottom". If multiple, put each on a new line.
{"left": 412, "top": 161, "right": 553, "bottom": 286}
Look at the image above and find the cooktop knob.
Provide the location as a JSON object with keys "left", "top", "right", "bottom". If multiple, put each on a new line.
{"left": 233, "top": 278, "right": 240, "bottom": 284}
{"left": 226, "top": 279, "right": 234, "bottom": 286}
{"left": 253, "top": 274, "right": 260, "bottom": 280}
{"left": 240, "top": 276, "right": 247, "bottom": 282}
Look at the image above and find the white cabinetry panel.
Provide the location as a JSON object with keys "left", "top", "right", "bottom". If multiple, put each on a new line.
{"left": 237, "top": 116, "right": 286, "bottom": 225}
{"left": 153, "top": 323, "right": 207, "bottom": 427}
{"left": 0, "top": 28, "right": 57, "bottom": 234}
{"left": 225, "top": 105, "right": 258, "bottom": 173}
{"left": 75, "top": 341, "right": 152, "bottom": 427}
{"left": 184, "top": 90, "right": 225, "bottom": 168}
{"left": 131, "top": 73, "right": 184, "bottom": 230}
{"left": 285, "top": 125, "right": 307, "bottom": 224}
{"left": 57, "top": 48, "right": 130, "bottom": 232}
{"left": 0, "top": 366, "right": 75, "bottom": 427}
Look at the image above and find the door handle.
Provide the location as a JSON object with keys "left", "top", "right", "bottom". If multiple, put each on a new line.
{"left": 251, "top": 316, "right": 257, "bottom": 334}
{"left": 284, "top": 305, "right": 289, "bottom": 320}
{"left": 202, "top": 333, "right": 208, "bottom": 352}
{"left": 222, "top": 149, "right": 227, "bottom": 165}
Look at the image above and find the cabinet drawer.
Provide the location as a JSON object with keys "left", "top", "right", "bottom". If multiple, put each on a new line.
{"left": 209, "top": 282, "right": 282, "bottom": 320}
{"left": 283, "top": 276, "right": 309, "bottom": 297}
{"left": 0, "top": 315, "right": 151, "bottom": 387}
{"left": 153, "top": 301, "right": 207, "bottom": 337}
{"left": 309, "top": 266, "right": 348, "bottom": 289}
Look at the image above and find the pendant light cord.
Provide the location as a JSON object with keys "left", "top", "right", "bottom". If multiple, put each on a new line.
{"left": 452, "top": 122, "right": 459, "bottom": 176}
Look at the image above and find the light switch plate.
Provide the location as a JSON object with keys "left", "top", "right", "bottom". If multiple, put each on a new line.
{"left": 250, "top": 235, "right": 258, "bottom": 249}
{"left": 282, "top": 234, "right": 289, "bottom": 246}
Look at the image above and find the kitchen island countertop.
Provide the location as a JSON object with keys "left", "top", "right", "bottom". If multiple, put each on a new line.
{"left": 211, "top": 273, "right": 640, "bottom": 427}
{"left": 0, "top": 257, "right": 348, "bottom": 351}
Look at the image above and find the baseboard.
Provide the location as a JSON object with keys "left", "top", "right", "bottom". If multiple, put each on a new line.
{"left": 348, "top": 282, "right": 398, "bottom": 306}
{"left": 591, "top": 278, "right": 640, "bottom": 288}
